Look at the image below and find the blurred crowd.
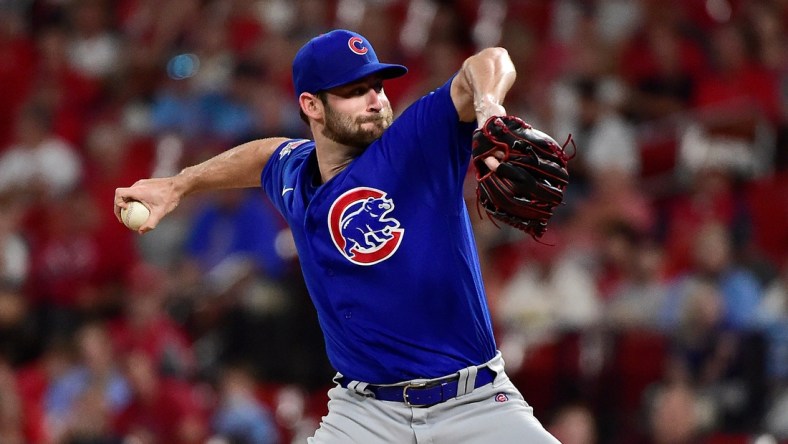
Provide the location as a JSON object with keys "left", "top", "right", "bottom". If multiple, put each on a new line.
{"left": 0, "top": 0, "right": 786, "bottom": 443}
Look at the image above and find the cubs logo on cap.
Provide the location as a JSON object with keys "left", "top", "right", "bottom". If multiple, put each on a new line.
{"left": 292, "top": 29, "right": 408, "bottom": 97}
{"left": 348, "top": 36, "right": 368, "bottom": 55}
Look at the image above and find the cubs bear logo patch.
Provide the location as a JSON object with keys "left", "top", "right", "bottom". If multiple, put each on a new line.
{"left": 328, "top": 187, "right": 404, "bottom": 265}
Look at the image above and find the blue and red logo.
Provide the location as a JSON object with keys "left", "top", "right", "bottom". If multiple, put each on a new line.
{"left": 328, "top": 187, "right": 404, "bottom": 265}
{"left": 348, "top": 36, "right": 368, "bottom": 55}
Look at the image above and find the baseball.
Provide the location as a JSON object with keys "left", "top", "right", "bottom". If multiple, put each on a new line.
{"left": 121, "top": 200, "right": 150, "bottom": 231}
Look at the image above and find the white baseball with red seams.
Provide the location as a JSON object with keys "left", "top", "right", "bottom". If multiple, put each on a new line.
{"left": 121, "top": 200, "right": 150, "bottom": 231}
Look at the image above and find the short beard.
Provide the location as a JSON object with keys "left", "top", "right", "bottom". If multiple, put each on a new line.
{"left": 321, "top": 102, "right": 393, "bottom": 149}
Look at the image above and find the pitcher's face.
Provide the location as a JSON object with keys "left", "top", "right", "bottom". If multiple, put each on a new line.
{"left": 322, "top": 75, "right": 393, "bottom": 149}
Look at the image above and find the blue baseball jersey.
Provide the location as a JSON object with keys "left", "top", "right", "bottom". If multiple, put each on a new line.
{"left": 261, "top": 78, "right": 497, "bottom": 384}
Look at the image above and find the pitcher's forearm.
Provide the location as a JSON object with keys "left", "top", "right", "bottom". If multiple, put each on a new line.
{"left": 113, "top": 137, "right": 288, "bottom": 232}
{"left": 176, "top": 137, "right": 288, "bottom": 196}
{"left": 452, "top": 47, "right": 516, "bottom": 123}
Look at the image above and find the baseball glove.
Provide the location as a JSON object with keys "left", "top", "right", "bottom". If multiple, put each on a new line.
{"left": 471, "top": 115, "right": 573, "bottom": 238}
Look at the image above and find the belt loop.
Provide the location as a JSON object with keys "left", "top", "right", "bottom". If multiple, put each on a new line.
{"left": 347, "top": 380, "right": 374, "bottom": 397}
{"left": 455, "top": 365, "right": 478, "bottom": 398}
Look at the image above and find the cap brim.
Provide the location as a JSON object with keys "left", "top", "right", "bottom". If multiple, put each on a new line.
{"left": 320, "top": 62, "right": 408, "bottom": 92}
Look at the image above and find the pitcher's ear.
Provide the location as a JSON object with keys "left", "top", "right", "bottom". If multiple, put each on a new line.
{"left": 299, "top": 93, "right": 323, "bottom": 120}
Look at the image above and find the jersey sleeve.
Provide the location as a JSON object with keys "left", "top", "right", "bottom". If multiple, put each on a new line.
{"left": 378, "top": 76, "right": 477, "bottom": 193}
{"left": 260, "top": 139, "right": 311, "bottom": 218}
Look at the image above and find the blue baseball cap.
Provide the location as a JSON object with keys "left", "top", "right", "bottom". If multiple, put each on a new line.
{"left": 292, "top": 29, "right": 408, "bottom": 96}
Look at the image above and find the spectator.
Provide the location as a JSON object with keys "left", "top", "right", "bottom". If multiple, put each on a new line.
{"left": 604, "top": 228, "right": 669, "bottom": 331}
{"left": 571, "top": 166, "right": 655, "bottom": 242}
{"left": 546, "top": 3, "right": 619, "bottom": 138}
{"left": 224, "top": 0, "right": 266, "bottom": 58}
{"left": 565, "top": 75, "right": 655, "bottom": 243}
{"left": 573, "top": 76, "right": 639, "bottom": 178}
{"left": 14, "top": 338, "right": 74, "bottom": 443}
{"left": 660, "top": 221, "right": 762, "bottom": 331}
{"left": 680, "top": 22, "right": 781, "bottom": 178}
{"left": 495, "top": 20, "right": 541, "bottom": 124}
{"left": 115, "top": 351, "right": 209, "bottom": 444}
{"left": 618, "top": 0, "right": 707, "bottom": 123}
{"left": 395, "top": 38, "right": 467, "bottom": 117}
{"left": 81, "top": 119, "right": 151, "bottom": 277}
{"left": 66, "top": 0, "right": 122, "bottom": 80}
{"left": 211, "top": 365, "right": 279, "bottom": 444}
{"left": 25, "top": 189, "right": 115, "bottom": 335}
{"left": 149, "top": 74, "right": 205, "bottom": 142}
{"left": 109, "top": 262, "right": 195, "bottom": 379}
{"left": 248, "top": 77, "right": 307, "bottom": 139}
{"left": 0, "top": 102, "right": 82, "bottom": 201}
{"left": 29, "top": 24, "right": 102, "bottom": 144}
{"left": 644, "top": 382, "right": 709, "bottom": 444}
{"left": 666, "top": 278, "right": 734, "bottom": 385}
{"left": 495, "top": 229, "right": 601, "bottom": 371}
{"left": 661, "top": 166, "right": 751, "bottom": 277}
{"left": 660, "top": 226, "right": 768, "bottom": 430}
{"left": 187, "top": 8, "right": 235, "bottom": 95}
{"left": 245, "top": 28, "right": 298, "bottom": 95}
{"left": 197, "top": 61, "right": 264, "bottom": 145}
{"left": 289, "top": 0, "right": 332, "bottom": 43}
{"left": 43, "top": 322, "right": 132, "bottom": 442}
{"left": 547, "top": 403, "right": 598, "bottom": 444}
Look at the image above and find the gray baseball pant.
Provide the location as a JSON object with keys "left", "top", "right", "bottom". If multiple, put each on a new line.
{"left": 308, "top": 352, "right": 559, "bottom": 443}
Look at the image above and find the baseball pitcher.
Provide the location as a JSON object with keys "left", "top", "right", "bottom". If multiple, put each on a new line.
{"left": 114, "top": 29, "right": 569, "bottom": 443}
